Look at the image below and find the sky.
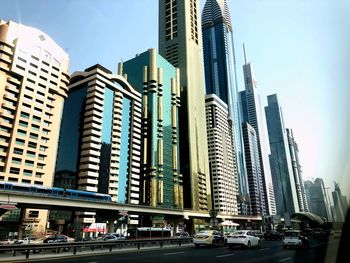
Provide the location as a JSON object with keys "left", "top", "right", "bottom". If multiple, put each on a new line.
{"left": 1, "top": 0, "right": 349, "bottom": 200}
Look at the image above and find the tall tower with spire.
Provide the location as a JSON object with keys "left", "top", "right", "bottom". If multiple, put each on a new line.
{"left": 241, "top": 44, "right": 276, "bottom": 215}
{"left": 159, "top": 0, "right": 211, "bottom": 212}
{"left": 202, "top": 0, "right": 249, "bottom": 215}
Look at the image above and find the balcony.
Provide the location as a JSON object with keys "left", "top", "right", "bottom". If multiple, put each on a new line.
{"left": 79, "top": 163, "right": 99, "bottom": 171}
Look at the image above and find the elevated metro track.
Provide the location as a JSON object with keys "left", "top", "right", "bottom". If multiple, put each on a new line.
{"left": 0, "top": 191, "right": 261, "bottom": 222}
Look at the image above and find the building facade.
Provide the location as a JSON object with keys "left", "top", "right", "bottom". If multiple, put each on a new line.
{"left": 55, "top": 64, "right": 142, "bottom": 224}
{"left": 332, "top": 182, "right": 348, "bottom": 222}
{"left": 122, "top": 49, "right": 182, "bottom": 210}
{"left": 304, "top": 178, "right": 332, "bottom": 222}
{"left": 205, "top": 94, "right": 238, "bottom": 216}
{"left": 286, "top": 128, "right": 309, "bottom": 212}
{"left": 241, "top": 48, "right": 276, "bottom": 215}
{"left": 202, "top": 0, "right": 248, "bottom": 215}
{"left": 242, "top": 122, "right": 264, "bottom": 215}
{"left": 265, "top": 94, "right": 299, "bottom": 215}
{"left": 0, "top": 20, "right": 69, "bottom": 236}
{"left": 159, "top": 0, "right": 211, "bottom": 212}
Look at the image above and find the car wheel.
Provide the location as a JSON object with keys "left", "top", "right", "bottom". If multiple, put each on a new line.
{"left": 283, "top": 245, "right": 287, "bottom": 249}
{"left": 195, "top": 244, "right": 200, "bottom": 248}
{"left": 257, "top": 240, "right": 261, "bottom": 248}
{"left": 212, "top": 239, "right": 216, "bottom": 247}
{"left": 228, "top": 244, "right": 233, "bottom": 249}
{"left": 247, "top": 241, "right": 251, "bottom": 248}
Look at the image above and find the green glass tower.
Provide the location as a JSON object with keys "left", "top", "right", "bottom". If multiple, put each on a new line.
{"left": 159, "top": 0, "right": 211, "bottom": 212}
{"left": 122, "top": 49, "right": 182, "bottom": 209}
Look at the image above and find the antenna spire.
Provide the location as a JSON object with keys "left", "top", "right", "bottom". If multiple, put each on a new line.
{"left": 243, "top": 43, "right": 247, "bottom": 65}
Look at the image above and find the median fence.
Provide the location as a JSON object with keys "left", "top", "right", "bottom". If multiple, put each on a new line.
{"left": 0, "top": 237, "right": 193, "bottom": 260}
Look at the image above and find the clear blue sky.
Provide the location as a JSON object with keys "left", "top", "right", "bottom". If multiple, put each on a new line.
{"left": 1, "top": 0, "right": 349, "bottom": 199}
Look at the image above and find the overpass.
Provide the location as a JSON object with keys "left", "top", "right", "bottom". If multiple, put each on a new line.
{"left": 0, "top": 190, "right": 262, "bottom": 222}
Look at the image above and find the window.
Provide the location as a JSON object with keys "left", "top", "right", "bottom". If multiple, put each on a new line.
{"left": 9, "top": 168, "right": 20, "bottom": 175}
{"left": 15, "top": 138, "right": 25, "bottom": 146}
{"left": 26, "top": 151, "right": 35, "bottom": 158}
{"left": 25, "top": 160, "right": 34, "bottom": 167}
{"left": 11, "top": 158, "right": 21, "bottom": 165}
{"left": 13, "top": 148, "right": 23, "bottom": 155}
{"left": 23, "top": 170, "right": 32, "bottom": 176}
{"left": 28, "top": 142, "right": 37, "bottom": 149}
{"left": 20, "top": 112, "right": 30, "bottom": 119}
{"left": 28, "top": 210, "right": 39, "bottom": 218}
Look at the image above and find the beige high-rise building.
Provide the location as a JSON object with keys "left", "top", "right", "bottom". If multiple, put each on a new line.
{"left": 159, "top": 0, "right": 211, "bottom": 212}
{"left": 0, "top": 20, "right": 69, "bottom": 236}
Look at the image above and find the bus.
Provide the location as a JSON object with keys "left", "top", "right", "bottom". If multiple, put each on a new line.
{"left": 127, "top": 227, "right": 172, "bottom": 239}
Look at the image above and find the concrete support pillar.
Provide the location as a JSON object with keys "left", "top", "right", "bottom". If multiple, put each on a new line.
{"left": 17, "top": 208, "right": 26, "bottom": 240}
{"left": 107, "top": 219, "right": 115, "bottom": 234}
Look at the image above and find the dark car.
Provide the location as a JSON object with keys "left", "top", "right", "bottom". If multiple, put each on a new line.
{"left": 264, "top": 231, "right": 282, "bottom": 240}
{"left": 43, "top": 235, "right": 68, "bottom": 243}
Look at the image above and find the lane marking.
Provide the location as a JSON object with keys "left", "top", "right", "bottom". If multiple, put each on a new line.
{"left": 259, "top": 248, "right": 270, "bottom": 251}
{"left": 88, "top": 262, "right": 98, "bottom": 263}
{"left": 164, "top": 251, "right": 185, "bottom": 256}
{"left": 279, "top": 257, "right": 292, "bottom": 262}
{"left": 216, "top": 253, "right": 235, "bottom": 258}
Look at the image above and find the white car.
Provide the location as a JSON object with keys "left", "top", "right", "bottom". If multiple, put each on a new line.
{"left": 226, "top": 230, "right": 261, "bottom": 248}
{"left": 193, "top": 230, "right": 225, "bottom": 247}
{"left": 282, "top": 230, "right": 308, "bottom": 249}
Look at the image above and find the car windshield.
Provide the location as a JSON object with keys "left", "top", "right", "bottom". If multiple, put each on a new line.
{"left": 285, "top": 232, "right": 299, "bottom": 237}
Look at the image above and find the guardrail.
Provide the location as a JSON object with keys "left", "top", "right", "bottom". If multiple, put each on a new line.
{"left": 0, "top": 237, "right": 193, "bottom": 259}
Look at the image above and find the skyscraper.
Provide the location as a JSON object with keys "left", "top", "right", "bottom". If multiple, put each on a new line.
{"left": 265, "top": 94, "right": 299, "bottom": 215}
{"left": 122, "top": 49, "right": 182, "bottom": 210}
{"left": 304, "top": 178, "right": 332, "bottom": 221}
{"left": 205, "top": 94, "right": 238, "bottom": 216}
{"left": 241, "top": 46, "right": 276, "bottom": 215}
{"left": 0, "top": 20, "right": 69, "bottom": 236}
{"left": 332, "top": 182, "right": 348, "bottom": 222}
{"left": 286, "top": 128, "right": 309, "bottom": 212}
{"left": 202, "top": 0, "right": 249, "bottom": 214}
{"left": 242, "top": 122, "right": 264, "bottom": 215}
{"left": 159, "top": 0, "right": 211, "bottom": 212}
{"left": 56, "top": 64, "right": 142, "bottom": 225}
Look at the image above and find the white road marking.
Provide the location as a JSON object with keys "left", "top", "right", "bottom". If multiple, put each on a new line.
{"left": 278, "top": 257, "right": 292, "bottom": 262}
{"left": 259, "top": 248, "right": 270, "bottom": 251}
{"left": 216, "top": 253, "right": 235, "bottom": 258}
{"left": 163, "top": 251, "right": 185, "bottom": 256}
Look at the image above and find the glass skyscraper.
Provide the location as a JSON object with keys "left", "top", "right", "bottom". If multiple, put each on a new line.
{"left": 265, "top": 94, "right": 299, "bottom": 215}
{"left": 56, "top": 64, "right": 142, "bottom": 225}
{"left": 202, "top": 0, "right": 249, "bottom": 215}
{"left": 242, "top": 122, "right": 264, "bottom": 215}
{"left": 159, "top": 0, "right": 211, "bottom": 212}
{"left": 241, "top": 47, "right": 276, "bottom": 215}
{"left": 122, "top": 49, "right": 182, "bottom": 210}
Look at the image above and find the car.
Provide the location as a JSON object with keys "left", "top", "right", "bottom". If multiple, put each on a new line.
{"left": 43, "top": 235, "right": 68, "bottom": 243}
{"left": 264, "top": 231, "right": 282, "bottom": 240}
{"left": 282, "top": 230, "right": 309, "bottom": 249}
{"left": 175, "top": 232, "right": 190, "bottom": 238}
{"left": 226, "top": 230, "right": 261, "bottom": 248}
{"left": 193, "top": 230, "right": 225, "bottom": 247}
{"left": 0, "top": 239, "right": 15, "bottom": 245}
{"left": 103, "top": 233, "right": 125, "bottom": 241}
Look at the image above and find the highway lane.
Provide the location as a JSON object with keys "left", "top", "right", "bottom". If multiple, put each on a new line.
{"left": 11, "top": 240, "right": 338, "bottom": 263}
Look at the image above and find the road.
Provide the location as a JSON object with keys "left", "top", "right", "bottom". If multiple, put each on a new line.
{"left": 14, "top": 240, "right": 339, "bottom": 263}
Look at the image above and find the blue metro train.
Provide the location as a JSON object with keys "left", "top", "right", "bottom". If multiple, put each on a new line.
{"left": 0, "top": 181, "right": 112, "bottom": 202}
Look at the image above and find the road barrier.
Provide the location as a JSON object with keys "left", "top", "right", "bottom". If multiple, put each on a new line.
{"left": 0, "top": 237, "right": 193, "bottom": 259}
